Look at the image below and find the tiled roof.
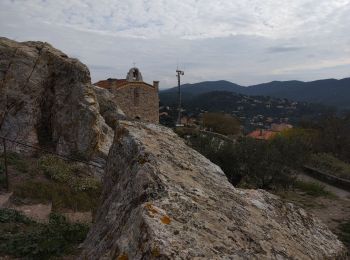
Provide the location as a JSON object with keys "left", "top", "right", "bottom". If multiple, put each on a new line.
{"left": 247, "top": 129, "right": 277, "bottom": 140}
{"left": 94, "top": 79, "right": 128, "bottom": 89}
{"left": 94, "top": 79, "right": 154, "bottom": 89}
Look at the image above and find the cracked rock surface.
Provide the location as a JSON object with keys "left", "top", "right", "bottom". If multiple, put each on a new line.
{"left": 80, "top": 121, "right": 347, "bottom": 259}
{"left": 0, "top": 37, "right": 120, "bottom": 164}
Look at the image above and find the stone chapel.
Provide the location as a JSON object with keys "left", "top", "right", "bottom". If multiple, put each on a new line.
{"left": 94, "top": 67, "right": 159, "bottom": 123}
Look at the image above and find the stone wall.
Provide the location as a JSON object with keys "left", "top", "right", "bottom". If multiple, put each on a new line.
{"left": 111, "top": 83, "right": 159, "bottom": 123}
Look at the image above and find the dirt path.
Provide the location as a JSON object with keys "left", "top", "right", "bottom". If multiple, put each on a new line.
{"left": 296, "top": 173, "right": 350, "bottom": 231}
{"left": 0, "top": 192, "right": 12, "bottom": 207}
{"left": 277, "top": 174, "right": 350, "bottom": 252}
{"left": 308, "top": 196, "right": 350, "bottom": 231}
{"left": 0, "top": 192, "right": 52, "bottom": 222}
{"left": 1, "top": 192, "right": 92, "bottom": 224}
{"left": 298, "top": 173, "right": 350, "bottom": 199}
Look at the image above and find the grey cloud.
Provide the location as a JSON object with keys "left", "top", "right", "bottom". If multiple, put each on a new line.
{"left": 2, "top": 0, "right": 350, "bottom": 39}
{"left": 89, "top": 65, "right": 116, "bottom": 71}
{"left": 0, "top": 0, "right": 350, "bottom": 89}
{"left": 267, "top": 46, "right": 304, "bottom": 53}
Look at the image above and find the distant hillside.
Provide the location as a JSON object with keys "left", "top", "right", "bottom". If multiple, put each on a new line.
{"left": 160, "top": 80, "right": 244, "bottom": 104}
{"left": 159, "top": 90, "right": 334, "bottom": 131}
{"left": 160, "top": 77, "right": 350, "bottom": 109}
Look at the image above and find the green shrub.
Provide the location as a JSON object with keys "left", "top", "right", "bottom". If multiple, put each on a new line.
{"left": 0, "top": 208, "right": 32, "bottom": 224}
{"left": 10, "top": 155, "right": 101, "bottom": 212}
{"left": 13, "top": 181, "right": 101, "bottom": 212}
{"left": 187, "top": 134, "right": 306, "bottom": 190}
{"left": 0, "top": 163, "right": 6, "bottom": 188}
{"left": 0, "top": 152, "right": 28, "bottom": 173}
{"left": 309, "top": 153, "right": 350, "bottom": 180}
{"left": 70, "top": 176, "right": 102, "bottom": 192}
{"left": 0, "top": 210, "right": 89, "bottom": 259}
{"left": 0, "top": 175, "right": 6, "bottom": 188}
{"left": 39, "top": 155, "right": 72, "bottom": 183}
{"left": 338, "top": 220, "right": 350, "bottom": 249}
{"left": 39, "top": 155, "right": 101, "bottom": 192}
{"left": 0, "top": 163, "right": 4, "bottom": 175}
{"left": 202, "top": 112, "right": 241, "bottom": 136}
{"left": 295, "top": 181, "right": 335, "bottom": 197}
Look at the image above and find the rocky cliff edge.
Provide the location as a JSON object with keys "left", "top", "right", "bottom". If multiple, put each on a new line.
{"left": 80, "top": 120, "right": 347, "bottom": 259}
{"left": 0, "top": 37, "right": 124, "bottom": 165}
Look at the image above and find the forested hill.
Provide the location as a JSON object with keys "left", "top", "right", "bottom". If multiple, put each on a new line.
{"left": 159, "top": 90, "right": 334, "bottom": 132}
{"left": 160, "top": 77, "right": 350, "bottom": 109}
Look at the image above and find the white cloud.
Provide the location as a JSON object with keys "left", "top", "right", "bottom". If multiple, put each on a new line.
{"left": 0, "top": 0, "right": 350, "bottom": 87}
{"left": 3, "top": 0, "right": 350, "bottom": 39}
{"left": 271, "top": 58, "right": 350, "bottom": 75}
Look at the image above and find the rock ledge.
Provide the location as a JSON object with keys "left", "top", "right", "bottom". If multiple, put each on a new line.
{"left": 81, "top": 121, "right": 347, "bottom": 259}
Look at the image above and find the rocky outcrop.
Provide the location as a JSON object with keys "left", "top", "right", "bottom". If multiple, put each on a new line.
{"left": 80, "top": 121, "right": 347, "bottom": 259}
{"left": 0, "top": 37, "right": 118, "bottom": 163}
{"left": 92, "top": 85, "right": 126, "bottom": 129}
{"left": 1, "top": 37, "right": 346, "bottom": 259}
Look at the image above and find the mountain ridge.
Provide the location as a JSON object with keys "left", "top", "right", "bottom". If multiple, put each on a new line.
{"left": 161, "top": 77, "right": 350, "bottom": 109}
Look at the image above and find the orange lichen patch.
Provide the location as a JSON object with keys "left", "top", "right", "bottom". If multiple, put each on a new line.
{"left": 144, "top": 203, "right": 159, "bottom": 215}
{"left": 151, "top": 246, "right": 161, "bottom": 257}
{"left": 160, "top": 215, "right": 171, "bottom": 225}
{"left": 117, "top": 253, "right": 128, "bottom": 260}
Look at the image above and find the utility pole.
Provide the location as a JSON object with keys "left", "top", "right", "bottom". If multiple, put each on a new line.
{"left": 176, "top": 69, "right": 184, "bottom": 126}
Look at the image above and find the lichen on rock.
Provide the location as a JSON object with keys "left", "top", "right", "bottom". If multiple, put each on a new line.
{"left": 80, "top": 120, "right": 347, "bottom": 259}
{"left": 0, "top": 37, "right": 346, "bottom": 259}
{"left": 0, "top": 37, "right": 119, "bottom": 165}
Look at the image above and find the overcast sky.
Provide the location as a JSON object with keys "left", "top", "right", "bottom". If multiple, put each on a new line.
{"left": 1, "top": 0, "right": 350, "bottom": 88}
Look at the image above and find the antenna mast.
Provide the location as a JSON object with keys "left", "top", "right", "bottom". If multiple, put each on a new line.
{"left": 176, "top": 69, "right": 184, "bottom": 126}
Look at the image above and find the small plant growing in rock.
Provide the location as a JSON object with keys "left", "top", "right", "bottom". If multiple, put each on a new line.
{"left": 39, "top": 154, "right": 72, "bottom": 183}
{"left": 39, "top": 154, "right": 101, "bottom": 191}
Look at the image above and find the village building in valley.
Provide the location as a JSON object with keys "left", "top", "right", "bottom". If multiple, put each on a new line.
{"left": 94, "top": 67, "right": 159, "bottom": 123}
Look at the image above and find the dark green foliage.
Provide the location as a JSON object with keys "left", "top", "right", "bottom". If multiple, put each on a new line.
{"left": 233, "top": 136, "right": 307, "bottom": 190}
{"left": 0, "top": 163, "right": 6, "bottom": 188}
{"left": 0, "top": 208, "right": 32, "bottom": 224}
{"left": 0, "top": 209, "right": 89, "bottom": 259}
{"left": 160, "top": 89, "right": 335, "bottom": 133}
{"left": 338, "top": 220, "right": 350, "bottom": 249}
{"left": 202, "top": 112, "right": 241, "bottom": 136}
{"left": 301, "top": 115, "right": 350, "bottom": 163}
{"left": 186, "top": 133, "right": 309, "bottom": 190}
{"left": 160, "top": 77, "right": 350, "bottom": 109}
{"left": 295, "top": 181, "right": 334, "bottom": 197}
{"left": 308, "top": 153, "right": 350, "bottom": 180}
{"left": 13, "top": 180, "right": 101, "bottom": 211}
{"left": 0, "top": 154, "right": 102, "bottom": 211}
{"left": 0, "top": 152, "right": 28, "bottom": 173}
{"left": 0, "top": 163, "right": 3, "bottom": 175}
{"left": 39, "top": 155, "right": 101, "bottom": 192}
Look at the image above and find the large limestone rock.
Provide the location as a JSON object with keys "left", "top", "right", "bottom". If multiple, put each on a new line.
{"left": 0, "top": 37, "right": 118, "bottom": 163}
{"left": 92, "top": 85, "right": 126, "bottom": 129}
{"left": 80, "top": 121, "right": 347, "bottom": 259}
